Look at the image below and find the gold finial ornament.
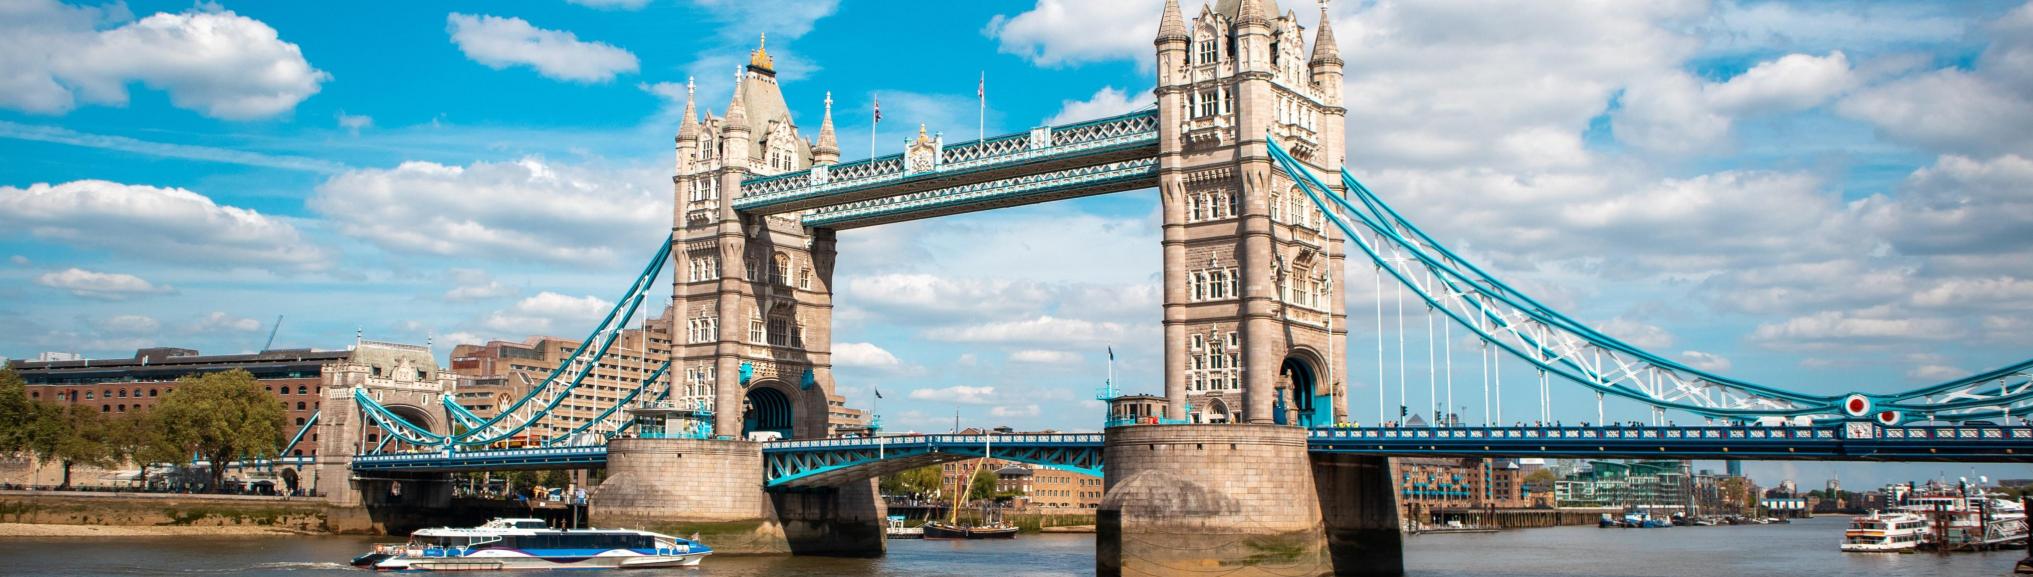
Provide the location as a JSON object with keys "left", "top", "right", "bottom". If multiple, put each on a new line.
{"left": 749, "top": 32, "right": 774, "bottom": 71}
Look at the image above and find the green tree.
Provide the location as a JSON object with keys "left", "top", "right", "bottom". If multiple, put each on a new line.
{"left": 23, "top": 402, "right": 120, "bottom": 488}
{"left": 0, "top": 368, "right": 31, "bottom": 454}
{"left": 881, "top": 465, "right": 943, "bottom": 498}
{"left": 141, "top": 370, "right": 287, "bottom": 491}
{"left": 965, "top": 466, "right": 998, "bottom": 502}
{"left": 1523, "top": 468, "right": 1559, "bottom": 494}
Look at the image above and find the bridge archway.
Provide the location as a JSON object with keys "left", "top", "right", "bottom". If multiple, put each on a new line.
{"left": 1282, "top": 353, "right": 1328, "bottom": 428}
{"left": 1199, "top": 398, "right": 1232, "bottom": 424}
{"left": 743, "top": 383, "right": 797, "bottom": 439}
{"left": 375, "top": 404, "right": 438, "bottom": 450}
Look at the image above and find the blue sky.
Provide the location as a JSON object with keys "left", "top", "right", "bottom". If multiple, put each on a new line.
{"left": 3, "top": 0, "right": 2032, "bottom": 488}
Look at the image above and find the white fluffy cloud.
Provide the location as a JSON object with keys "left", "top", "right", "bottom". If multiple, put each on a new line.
{"left": 924, "top": 315, "right": 1144, "bottom": 346}
{"left": 986, "top": 0, "right": 1161, "bottom": 68}
{"left": 97, "top": 314, "right": 160, "bottom": 334}
{"left": 1614, "top": 52, "right": 1856, "bottom": 154}
{"left": 444, "top": 268, "right": 516, "bottom": 301}
{"left": 1677, "top": 350, "right": 1732, "bottom": 372}
{"left": 311, "top": 157, "right": 668, "bottom": 264}
{"left": 909, "top": 385, "right": 998, "bottom": 405}
{"left": 990, "top": 404, "right": 1042, "bottom": 418}
{"left": 1594, "top": 318, "right": 1676, "bottom": 349}
{"left": 191, "top": 311, "right": 262, "bottom": 333}
{"left": 1010, "top": 349, "right": 1081, "bottom": 365}
{"left": 482, "top": 292, "right": 614, "bottom": 335}
{"left": 447, "top": 13, "right": 638, "bottom": 83}
{"left": 834, "top": 342, "right": 904, "bottom": 369}
{"left": 0, "top": 180, "right": 326, "bottom": 268}
{"left": 1839, "top": 3, "right": 2033, "bottom": 157}
{"left": 36, "top": 268, "right": 171, "bottom": 300}
{"left": 0, "top": 2, "right": 328, "bottom": 119}
{"left": 1046, "top": 86, "right": 1147, "bottom": 125}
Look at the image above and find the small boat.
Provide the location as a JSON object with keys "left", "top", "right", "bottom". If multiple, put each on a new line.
{"left": 351, "top": 518, "right": 710, "bottom": 571}
{"left": 885, "top": 515, "right": 924, "bottom": 539}
{"left": 922, "top": 520, "right": 1020, "bottom": 539}
{"left": 1842, "top": 510, "right": 1929, "bottom": 553}
{"left": 921, "top": 456, "right": 1019, "bottom": 540}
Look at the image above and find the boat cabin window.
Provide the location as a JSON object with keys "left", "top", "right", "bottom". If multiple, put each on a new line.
{"left": 511, "top": 520, "right": 548, "bottom": 529}
{"left": 497, "top": 533, "right": 657, "bottom": 550}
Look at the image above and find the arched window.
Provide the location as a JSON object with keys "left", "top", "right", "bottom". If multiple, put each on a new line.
{"left": 772, "top": 252, "right": 790, "bottom": 286}
{"left": 296, "top": 417, "right": 306, "bottom": 426}
{"left": 296, "top": 401, "right": 306, "bottom": 410}
{"left": 117, "top": 389, "right": 127, "bottom": 398}
{"left": 149, "top": 388, "right": 158, "bottom": 397}
{"left": 30, "top": 392, "right": 38, "bottom": 399}
{"left": 85, "top": 391, "right": 95, "bottom": 400}
{"left": 117, "top": 404, "right": 126, "bottom": 412}
{"left": 101, "top": 405, "right": 110, "bottom": 412}
{"left": 297, "top": 385, "right": 308, "bottom": 395}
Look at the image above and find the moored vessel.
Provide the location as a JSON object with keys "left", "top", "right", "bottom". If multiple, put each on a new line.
{"left": 350, "top": 518, "right": 711, "bottom": 571}
{"left": 1841, "top": 510, "right": 1929, "bottom": 553}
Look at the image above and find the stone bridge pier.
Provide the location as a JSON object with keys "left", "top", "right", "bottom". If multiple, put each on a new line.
{"left": 308, "top": 340, "right": 461, "bottom": 533}
{"left": 1099, "top": 424, "right": 1403, "bottom": 577}
{"left": 591, "top": 437, "right": 886, "bottom": 555}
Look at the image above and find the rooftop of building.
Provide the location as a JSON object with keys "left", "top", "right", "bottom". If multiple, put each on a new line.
{"left": 9, "top": 347, "right": 351, "bottom": 374}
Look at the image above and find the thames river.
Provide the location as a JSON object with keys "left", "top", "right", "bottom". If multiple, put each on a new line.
{"left": 0, "top": 517, "right": 2016, "bottom": 576}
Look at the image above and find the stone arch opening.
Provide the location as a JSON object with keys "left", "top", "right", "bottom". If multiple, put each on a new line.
{"left": 743, "top": 385, "right": 795, "bottom": 440}
{"left": 1203, "top": 397, "right": 1232, "bottom": 424}
{"left": 1281, "top": 354, "right": 1328, "bottom": 428}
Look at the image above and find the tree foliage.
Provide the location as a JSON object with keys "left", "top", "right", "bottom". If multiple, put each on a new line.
{"left": 0, "top": 368, "right": 30, "bottom": 454}
{"left": 142, "top": 370, "right": 287, "bottom": 490}
{"left": 23, "top": 402, "right": 123, "bottom": 488}
{"left": 880, "top": 465, "right": 944, "bottom": 498}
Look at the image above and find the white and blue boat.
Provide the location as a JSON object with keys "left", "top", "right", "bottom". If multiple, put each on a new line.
{"left": 351, "top": 518, "right": 710, "bottom": 571}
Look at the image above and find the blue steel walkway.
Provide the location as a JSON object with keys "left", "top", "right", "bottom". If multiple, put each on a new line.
{"left": 346, "top": 423, "right": 2033, "bottom": 481}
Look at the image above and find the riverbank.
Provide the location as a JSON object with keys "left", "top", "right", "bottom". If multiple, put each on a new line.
{"left": 0, "top": 490, "right": 333, "bottom": 533}
{"left": 0, "top": 522, "right": 303, "bottom": 537}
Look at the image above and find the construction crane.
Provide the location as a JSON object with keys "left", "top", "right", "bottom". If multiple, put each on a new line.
{"left": 262, "top": 315, "right": 284, "bottom": 352}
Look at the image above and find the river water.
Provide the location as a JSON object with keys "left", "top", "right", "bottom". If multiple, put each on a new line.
{"left": 0, "top": 517, "right": 2018, "bottom": 576}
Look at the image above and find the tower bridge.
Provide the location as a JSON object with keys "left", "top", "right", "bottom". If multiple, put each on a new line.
{"left": 315, "top": 0, "right": 2033, "bottom": 574}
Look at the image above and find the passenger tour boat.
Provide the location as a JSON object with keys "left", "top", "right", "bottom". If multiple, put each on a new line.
{"left": 1840, "top": 510, "right": 1929, "bottom": 552}
{"left": 350, "top": 518, "right": 711, "bottom": 571}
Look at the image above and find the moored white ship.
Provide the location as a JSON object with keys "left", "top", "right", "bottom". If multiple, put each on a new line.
{"left": 350, "top": 518, "right": 711, "bottom": 571}
{"left": 1841, "top": 510, "right": 1929, "bottom": 553}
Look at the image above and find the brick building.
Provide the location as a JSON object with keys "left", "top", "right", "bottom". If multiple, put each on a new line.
{"left": 1395, "top": 457, "right": 1539, "bottom": 512}
{"left": 9, "top": 347, "right": 345, "bottom": 452}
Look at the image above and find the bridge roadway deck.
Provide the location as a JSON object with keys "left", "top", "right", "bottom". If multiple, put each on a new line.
{"left": 345, "top": 423, "right": 2033, "bottom": 478}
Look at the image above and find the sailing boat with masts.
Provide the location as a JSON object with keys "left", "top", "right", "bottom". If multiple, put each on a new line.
{"left": 921, "top": 438, "right": 1018, "bottom": 539}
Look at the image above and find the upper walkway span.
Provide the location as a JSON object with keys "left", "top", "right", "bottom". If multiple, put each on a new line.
{"left": 734, "top": 110, "right": 1158, "bottom": 223}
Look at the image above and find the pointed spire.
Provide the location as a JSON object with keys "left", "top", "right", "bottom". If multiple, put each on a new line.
{"left": 816, "top": 92, "right": 838, "bottom": 151}
{"left": 1310, "top": 3, "right": 1341, "bottom": 66}
{"left": 677, "top": 77, "right": 700, "bottom": 141}
{"left": 1157, "top": 0, "right": 1188, "bottom": 42}
{"left": 724, "top": 65, "right": 749, "bottom": 129}
{"left": 1237, "top": 0, "right": 1269, "bottom": 25}
{"left": 748, "top": 32, "right": 775, "bottom": 72}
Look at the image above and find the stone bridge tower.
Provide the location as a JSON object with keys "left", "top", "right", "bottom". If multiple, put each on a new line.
{"left": 1157, "top": 0, "right": 1348, "bottom": 427}
{"left": 308, "top": 338, "right": 457, "bottom": 531}
{"left": 1104, "top": 3, "right": 1400, "bottom": 576}
{"left": 670, "top": 37, "right": 841, "bottom": 442}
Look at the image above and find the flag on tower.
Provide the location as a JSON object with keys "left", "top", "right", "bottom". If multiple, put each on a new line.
{"left": 874, "top": 387, "right": 884, "bottom": 399}
{"left": 872, "top": 95, "right": 882, "bottom": 123}
{"left": 978, "top": 71, "right": 985, "bottom": 99}
{"left": 1107, "top": 346, "right": 1114, "bottom": 361}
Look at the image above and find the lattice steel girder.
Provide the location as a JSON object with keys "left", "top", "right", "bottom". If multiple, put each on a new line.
{"left": 1306, "top": 424, "right": 2033, "bottom": 462}
{"left": 802, "top": 158, "right": 1159, "bottom": 230}
{"left": 350, "top": 446, "right": 610, "bottom": 473}
{"left": 735, "top": 111, "right": 1158, "bottom": 216}
{"left": 762, "top": 434, "right": 1106, "bottom": 488}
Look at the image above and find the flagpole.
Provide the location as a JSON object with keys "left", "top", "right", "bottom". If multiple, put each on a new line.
{"left": 978, "top": 71, "right": 985, "bottom": 143}
{"left": 870, "top": 93, "right": 879, "bottom": 160}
